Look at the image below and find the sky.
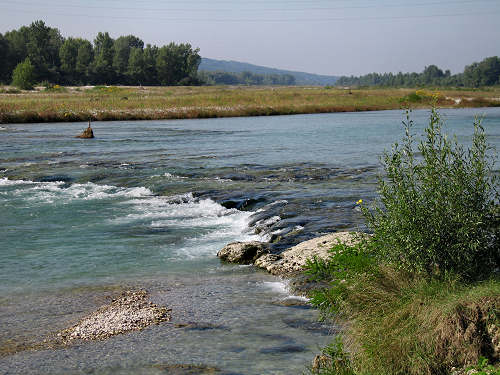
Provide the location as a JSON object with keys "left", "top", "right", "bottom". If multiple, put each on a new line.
{"left": 1, "top": 0, "right": 499, "bottom": 76}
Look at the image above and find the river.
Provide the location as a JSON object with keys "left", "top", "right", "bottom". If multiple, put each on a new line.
{"left": 1, "top": 108, "right": 499, "bottom": 374}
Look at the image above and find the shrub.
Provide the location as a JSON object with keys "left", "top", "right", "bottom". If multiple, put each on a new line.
{"left": 364, "top": 107, "right": 498, "bottom": 280}
{"left": 11, "top": 58, "right": 36, "bottom": 90}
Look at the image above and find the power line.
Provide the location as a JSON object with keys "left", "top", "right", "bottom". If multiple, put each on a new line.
{"left": 2, "top": 6, "right": 499, "bottom": 22}
{"left": 1, "top": 0, "right": 498, "bottom": 12}
{"left": 3, "top": 0, "right": 498, "bottom": 12}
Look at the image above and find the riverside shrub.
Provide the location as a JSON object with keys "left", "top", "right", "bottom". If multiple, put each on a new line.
{"left": 11, "top": 58, "right": 36, "bottom": 90}
{"left": 365, "top": 107, "right": 499, "bottom": 279}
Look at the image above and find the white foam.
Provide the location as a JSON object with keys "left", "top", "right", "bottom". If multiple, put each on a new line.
{"left": 1, "top": 178, "right": 152, "bottom": 203}
{"left": 0, "top": 177, "right": 37, "bottom": 186}
{"left": 262, "top": 280, "right": 310, "bottom": 301}
{"left": 262, "top": 281, "right": 289, "bottom": 294}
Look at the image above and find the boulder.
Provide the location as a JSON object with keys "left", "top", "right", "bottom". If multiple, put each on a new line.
{"left": 255, "top": 232, "right": 360, "bottom": 275}
{"left": 217, "top": 241, "right": 270, "bottom": 264}
{"left": 76, "top": 121, "right": 94, "bottom": 139}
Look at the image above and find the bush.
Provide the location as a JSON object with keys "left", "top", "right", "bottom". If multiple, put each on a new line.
{"left": 11, "top": 58, "right": 36, "bottom": 90}
{"left": 364, "top": 107, "right": 499, "bottom": 280}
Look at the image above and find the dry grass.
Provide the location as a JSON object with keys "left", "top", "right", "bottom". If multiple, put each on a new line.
{"left": 0, "top": 85, "right": 499, "bottom": 124}
{"left": 339, "top": 269, "right": 499, "bottom": 375}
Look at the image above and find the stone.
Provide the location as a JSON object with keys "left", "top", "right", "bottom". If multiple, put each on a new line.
{"left": 76, "top": 121, "right": 94, "bottom": 139}
{"left": 254, "top": 231, "right": 361, "bottom": 275}
{"left": 217, "top": 241, "right": 270, "bottom": 264}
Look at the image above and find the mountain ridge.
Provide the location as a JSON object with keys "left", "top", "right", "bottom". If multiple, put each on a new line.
{"left": 199, "top": 57, "right": 338, "bottom": 86}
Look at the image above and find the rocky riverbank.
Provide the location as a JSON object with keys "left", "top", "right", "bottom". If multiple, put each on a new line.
{"left": 217, "top": 231, "right": 360, "bottom": 277}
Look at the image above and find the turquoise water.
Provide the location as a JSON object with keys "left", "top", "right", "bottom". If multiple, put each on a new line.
{"left": 1, "top": 108, "right": 499, "bottom": 374}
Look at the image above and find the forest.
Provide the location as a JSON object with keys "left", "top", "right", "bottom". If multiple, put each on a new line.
{"left": 336, "top": 57, "right": 500, "bottom": 88}
{"left": 0, "top": 20, "right": 202, "bottom": 87}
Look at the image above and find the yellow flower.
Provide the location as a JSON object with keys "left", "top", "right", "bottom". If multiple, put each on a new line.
{"left": 357, "top": 199, "right": 363, "bottom": 205}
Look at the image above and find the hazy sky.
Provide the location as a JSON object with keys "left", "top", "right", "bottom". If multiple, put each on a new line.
{"left": 1, "top": 0, "right": 499, "bottom": 76}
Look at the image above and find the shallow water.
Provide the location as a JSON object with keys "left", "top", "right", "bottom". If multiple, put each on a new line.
{"left": 1, "top": 108, "right": 499, "bottom": 374}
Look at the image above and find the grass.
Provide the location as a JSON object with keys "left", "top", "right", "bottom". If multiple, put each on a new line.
{"left": 0, "top": 85, "right": 499, "bottom": 123}
{"left": 308, "top": 260, "right": 500, "bottom": 375}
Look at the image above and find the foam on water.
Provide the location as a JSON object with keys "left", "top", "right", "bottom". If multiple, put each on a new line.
{"left": 1, "top": 178, "right": 153, "bottom": 203}
{"left": 120, "top": 192, "right": 263, "bottom": 259}
{"left": 1, "top": 178, "right": 262, "bottom": 262}
{"left": 262, "top": 281, "right": 310, "bottom": 301}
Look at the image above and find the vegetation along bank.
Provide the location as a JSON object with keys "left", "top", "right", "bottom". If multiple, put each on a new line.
{"left": 1, "top": 86, "right": 500, "bottom": 124}
{"left": 218, "top": 106, "right": 499, "bottom": 375}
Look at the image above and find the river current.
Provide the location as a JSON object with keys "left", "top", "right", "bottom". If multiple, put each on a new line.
{"left": 1, "top": 108, "right": 499, "bottom": 374}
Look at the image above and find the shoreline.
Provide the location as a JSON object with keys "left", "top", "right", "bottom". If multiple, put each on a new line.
{"left": 1, "top": 103, "right": 497, "bottom": 125}
{"left": 1, "top": 85, "right": 499, "bottom": 124}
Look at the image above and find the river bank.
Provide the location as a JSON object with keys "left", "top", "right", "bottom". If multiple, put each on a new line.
{"left": 1, "top": 85, "right": 499, "bottom": 124}
{"left": 1, "top": 109, "right": 498, "bottom": 374}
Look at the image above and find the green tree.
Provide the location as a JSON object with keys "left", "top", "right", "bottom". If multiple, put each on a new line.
{"left": 112, "top": 35, "right": 144, "bottom": 81}
{"left": 4, "top": 27, "right": 29, "bottom": 76}
{"left": 25, "top": 20, "right": 63, "bottom": 82}
{"left": 59, "top": 37, "right": 79, "bottom": 83}
{"left": 143, "top": 44, "right": 158, "bottom": 85}
{"left": 60, "top": 38, "right": 93, "bottom": 84}
{"left": 92, "top": 32, "right": 115, "bottom": 84}
{"left": 75, "top": 40, "right": 93, "bottom": 83}
{"left": 11, "top": 58, "right": 36, "bottom": 89}
{"left": 127, "top": 47, "right": 145, "bottom": 84}
{"left": 156, "top": 42, "right": 200, "bottom": 85}
{"left": 0, "top": 33, "right": 10, "bottom": 83}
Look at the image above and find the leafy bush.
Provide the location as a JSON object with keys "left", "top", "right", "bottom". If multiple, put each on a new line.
{"left": 11, "top": 58, "right": 36, "bottom": 90}
{"left": 364, "top": 107, "right": 499, "bottom": 280}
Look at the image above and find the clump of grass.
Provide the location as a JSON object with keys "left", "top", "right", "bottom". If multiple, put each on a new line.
{"left": 308, "top": 260, "right": 500, "bottom": 375}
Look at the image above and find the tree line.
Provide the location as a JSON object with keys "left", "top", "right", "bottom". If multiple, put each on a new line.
{"left": 0, "top": 20, "right": 201, "bottom": 88}
{"left": 336, "top": 57, "right": 500, "bottom": 88}
{"left": 198, "top": 70, "right": 296, "bottom": 86}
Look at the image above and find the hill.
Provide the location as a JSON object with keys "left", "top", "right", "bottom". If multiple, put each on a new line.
{"left": 199, "top": 58, "right": 338, "bottom": 86}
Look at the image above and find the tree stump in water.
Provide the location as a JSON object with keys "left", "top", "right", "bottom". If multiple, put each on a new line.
{"left": 76, "top": 121, "right": 94, "bottom": 139}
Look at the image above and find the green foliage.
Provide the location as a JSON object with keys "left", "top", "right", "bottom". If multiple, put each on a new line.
{"left": 365, "top": 107, "right": 499, "bottom": 280}
{"left": 11, "top": 58, "right": 36, "bottom": 90}
{"left": 466, "top": 357, "right": 500, "bottom": 375}
{"left": 156, "top": 42, "right": 200, "bottom": 85}
{"left": 199, "top": 70, "right": 296, "bottom": 86}
{"left": 309, "top": 337, "right": 356, "bottom": 375}
{"left": 306, "top": 240, "right": 378, "bottom": 314}
{"left": 336, "top": 56, "right": 500, "bottom": 88}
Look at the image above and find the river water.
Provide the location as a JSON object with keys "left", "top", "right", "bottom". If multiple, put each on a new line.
{"left": 1, "top": 108, "right": 499, "bottom": 374}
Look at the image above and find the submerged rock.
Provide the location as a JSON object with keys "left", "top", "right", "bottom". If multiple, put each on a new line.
{"left": 217, "top": 241, "right": 270, "bottom": 264}
{"left": 76, "top": 121, "right": 94, "bottom": 139}
{"left": 57, "top": 290, "right": 171, "bottom": 342}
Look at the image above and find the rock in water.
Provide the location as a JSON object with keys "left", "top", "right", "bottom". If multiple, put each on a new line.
{"left": 57, "top": 290, "right": 171, "bottom": 341}
{"left": 255, "top": 232, "right": 360, "bottom": 275}
{"left": 217, "top": 241, "right": 270, "bottom": 264}
{"left": 76, "top": 121, "right": 94, "bottom": 139}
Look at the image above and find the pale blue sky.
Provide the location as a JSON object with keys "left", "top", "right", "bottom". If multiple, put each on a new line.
{"left": 1, "top": 0, "right": 499, "bottom": 76}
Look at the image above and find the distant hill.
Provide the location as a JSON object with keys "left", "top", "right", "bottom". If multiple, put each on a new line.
{"left": 199, "top": 58, "right": 338, "bottom": 86}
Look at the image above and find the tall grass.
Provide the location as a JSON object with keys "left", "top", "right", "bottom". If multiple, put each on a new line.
{"left": 1, "top": 86, "right": 499, "bottom": 124}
